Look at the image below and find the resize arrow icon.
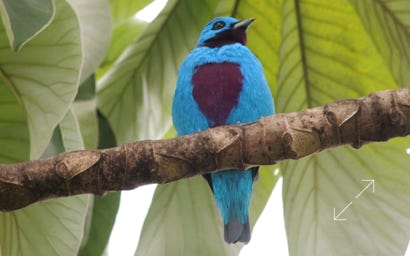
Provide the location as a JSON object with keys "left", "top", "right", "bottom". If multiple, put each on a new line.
{"left": 333, "top": 179, "right": 375, "bottom": 221}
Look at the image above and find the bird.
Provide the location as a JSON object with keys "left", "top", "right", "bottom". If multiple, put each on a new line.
{"left": 172, "top": 16, "right": 275, "bottom": 244}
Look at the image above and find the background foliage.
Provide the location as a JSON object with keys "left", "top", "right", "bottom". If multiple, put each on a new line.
{"left": 0, "top": 0, "right": 409, "bottom": 255}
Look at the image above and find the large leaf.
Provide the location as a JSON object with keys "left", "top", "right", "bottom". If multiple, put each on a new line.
{"left": 0, "top": 0, "right": 55, "bottom": 51}
{"left": 278, "top": 1, "right": 410, "bottom": 255}
{"left": 97, "top": 0, "right": 220, "bottom": 143}
{"left": 98, "top": 0, "right": 150, "bottom": 77}
{"left": 0, "top": 0, "right": 82, "bottom": 159}
{"left": 283, "top": 140, "right": 410, "bottom": 255}
{"left": 277, "top": 0, "right": 397, "bottom": 112}
{"left": 72, "top": 100, "right": 98, "bottom": 150}
{"left": 0, "top": 83, "right": 29, "bottom": 163}
{"left": 0, "top": 105, "right": 90, "bottom": 256}
{"left": 98, "top": 17, "right": 147, "bottom": 77}
{"left": 350, "top": 0, "right": 410, "bottom": 87}
{"left": 66, "top": 0, "right": 112, "bottom": 83}
{"left": 73, "top": 75, "right": 99, "bottom": 150}
{"left": 0, "top": 196, "right": 90, "bottom": 256}
{"left": 234, "top": 0, "right": 283, "bottom": 96}
{"left": 136, "top": 177, "right": 242, "bottom": 256}
{"left": 59, "top": 108, "right": 85, "bottom": 151}
{"left": 79, "top": 192, "right": 121, "bottom": 256}
{"left": 109, "top": 0, "right": 153, "bottom": 26}
{"left": 248, "top": 166, "right": 280, "bottom": 227}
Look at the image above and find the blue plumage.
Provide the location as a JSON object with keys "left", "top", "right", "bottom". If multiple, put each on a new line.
{"left": 172, "top": 17, "right": 275, "bottom": 244}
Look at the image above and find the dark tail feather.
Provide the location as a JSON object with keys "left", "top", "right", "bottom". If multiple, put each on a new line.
{"left": 224, "top": 216, "right": 251, "bottom": 244}
{"left": 237, "top": 219, "right": 251, "bottom": 243}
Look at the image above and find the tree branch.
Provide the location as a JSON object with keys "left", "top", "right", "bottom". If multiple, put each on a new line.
{"left": 1, "top": 88, "right": 409, "bottom": 211}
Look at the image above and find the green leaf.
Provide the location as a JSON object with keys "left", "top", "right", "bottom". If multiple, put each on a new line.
{"left": 41, "top": 124, "right": 65, "bottom": 159}
{"left": 277, "top": 0, "right": 398, "bottom": 112}
{"left": 79, "top": 192, "right": 121, "bottom": 256}
{"left": 98, "top": 0, "right": 150, "bottom": 77}
{"left": 350, "top": 0, "right": 410, "bottom": 87}
{"left": 75, "top": 74, "right": 95, "bottom": 101}
{"left": 43, "top": 105, "right": 88, "bottom": 158}
{"left": 0, "top": 0, "right": 82, "bottom": 160}
{"left": 109, "top": 0, "right": 153, "bottom": 26}
{"left": 0, "top": 83, "right": 29, "bottom": 163}
{"left": 43, "top": 106, "right": 86, "bottom": 157}
{"left": 66, "top": 0, "right": 112, "bottom": 83}
{"left": 277, "top": 1, "right": 410, "bottom": 255}
{"left": 97, "top": 0, "right": 219, "bottom": 143}
{"left": 72, "top": 100, "right": 98, "bottom": 150}
{"left": 213, "top": 0, "right": 236, "bottom": 16}
{"left": 136, "top": 177, "right": 242, "bottom": 256}
{"left": 98, "top": 17, "right": 147, "bottom": 77}
{"left": 234, "top": 0, "right": 283, "bottom": 96}
{"left": 283, "top": 139, "right": 410, "bottom": 255}
{"left": 249, "top": 166, "right": 280, "bottom": 226}
{"left": 0, "top": 0, "right": 55, "bottom": 51}
{"left": 0, "top": 100, "right": 90, "bottom": 256}
{"left": 59, "top": 108, "right": 85, "bottom": 152}
{"left": 97, "top": 110, "right": 117, "bottom": 149}
{"left": 73, "top": 75, "right": 99, "bottom": 150}
{"left": 0, "top": 196, "right": 90, "bottom": 256}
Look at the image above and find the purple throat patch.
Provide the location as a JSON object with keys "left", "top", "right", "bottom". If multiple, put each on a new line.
{"left": 192, "top": 62, "right": 243, "bottom": 126}
{"left": 202, "top": 29, "right": 247, "bottom": 47}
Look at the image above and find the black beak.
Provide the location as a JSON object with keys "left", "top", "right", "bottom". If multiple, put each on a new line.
{"left": 233, "top": 18, "right": 255, "bottom": 30}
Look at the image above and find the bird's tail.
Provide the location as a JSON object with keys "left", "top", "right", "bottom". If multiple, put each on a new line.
{"left": 224, "top": 216, "right": 251, "bottom": 244}
{"left": 209, "top": 169, "right": 256, "bottom": 244}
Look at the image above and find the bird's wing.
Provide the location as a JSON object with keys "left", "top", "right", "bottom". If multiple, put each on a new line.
{"left": 226, "top": 53, "right": 275, "bottom": 125}
{"left": 172, "top": 58, "right": 209, "bottom": 136}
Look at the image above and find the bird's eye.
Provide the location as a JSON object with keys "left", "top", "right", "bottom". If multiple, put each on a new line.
{"left": 212, "top": 21, "right": 225, "bottom": 30}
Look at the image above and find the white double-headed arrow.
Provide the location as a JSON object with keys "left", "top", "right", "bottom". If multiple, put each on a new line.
{"left": 333, "top": 179, "right": 375, "bottom": 221}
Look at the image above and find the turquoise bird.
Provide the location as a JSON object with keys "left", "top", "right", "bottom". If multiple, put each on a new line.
{"left": 172, "top": 16, "right": 275, "bottom": 243}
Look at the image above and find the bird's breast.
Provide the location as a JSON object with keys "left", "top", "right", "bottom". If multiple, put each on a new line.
{"left": 192, "top": 62, "right": 243, "bottom": 127}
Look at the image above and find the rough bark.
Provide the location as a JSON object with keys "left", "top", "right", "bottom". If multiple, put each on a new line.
{"left": 1, "top": 88, "right": 409, "bottom": 211}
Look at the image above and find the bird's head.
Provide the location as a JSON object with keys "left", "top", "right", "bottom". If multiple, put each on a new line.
{"left": 197, "top": 16, "right": 255, "bottom": 47}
